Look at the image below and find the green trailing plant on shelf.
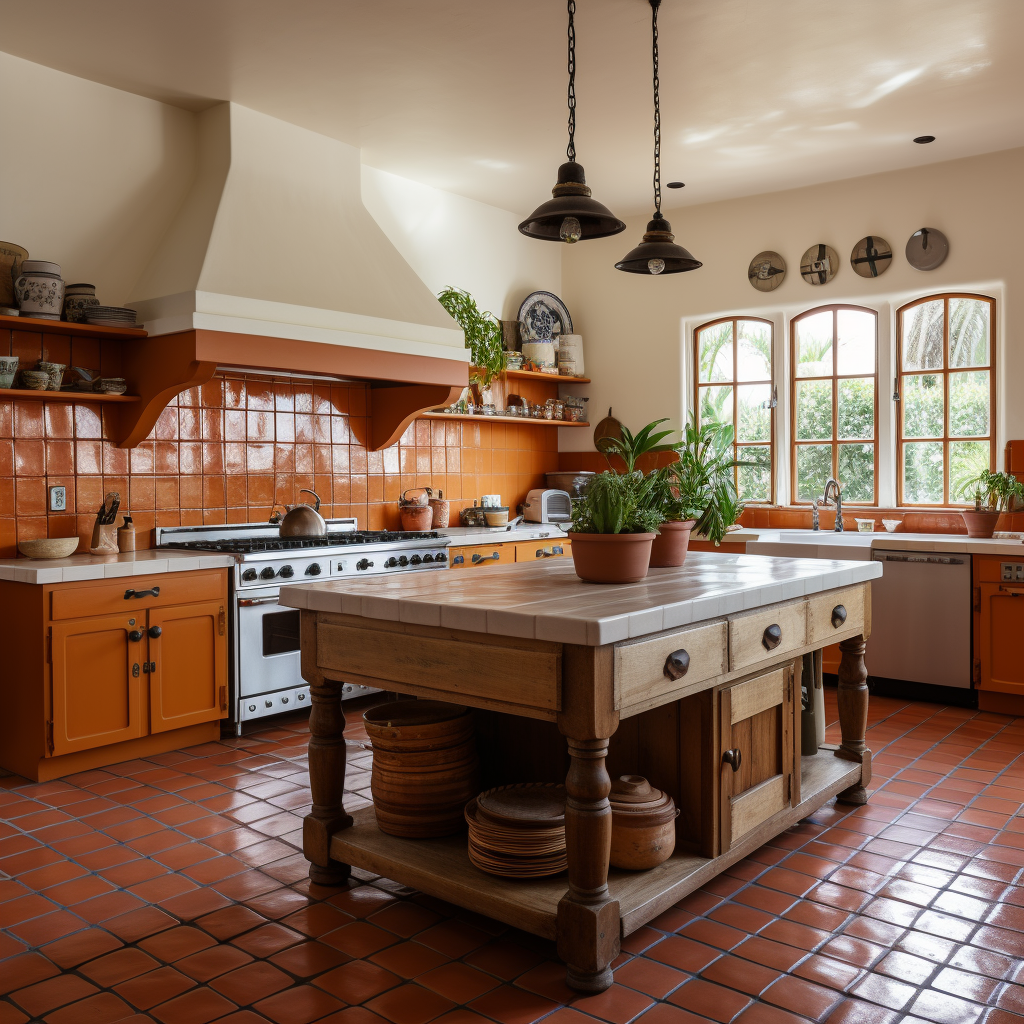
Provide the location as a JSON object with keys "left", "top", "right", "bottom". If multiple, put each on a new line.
{"left": 570, "top": 471, "right": 664, "bottom": 535}
{"left": 954, "top": 469, "right": 1024, "bottom": 512}
{"left": 436, "top": 286, "right": 506, "bottom": 387}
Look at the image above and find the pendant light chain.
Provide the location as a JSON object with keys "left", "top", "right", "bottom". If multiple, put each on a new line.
{"left": 651, "top": 0, "right": 661, "bottom": 214}
{"left": 566, "top": 0, "right": 577, "bottom": 162}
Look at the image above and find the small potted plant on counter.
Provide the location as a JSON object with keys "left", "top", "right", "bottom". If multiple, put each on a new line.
{"left": 568, "top": 471, "right": 662, "bottom": 584}
{"left": 956, "top": 469, "right": 1024, "bottom": 538}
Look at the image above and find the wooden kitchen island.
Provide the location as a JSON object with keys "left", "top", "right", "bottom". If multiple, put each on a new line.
{"left": 281, "top": 552, "right": 882, "bottom": 993}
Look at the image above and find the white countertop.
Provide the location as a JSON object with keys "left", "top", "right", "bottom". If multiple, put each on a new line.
{"left": 280, "top": 550, "right": 881, "bottom": 646}
{"left": 439, "top": 524, "right": 569, "bottom": 547}
{"left": 0, "top": 548, "right": 236, "bottom": 584}
{"left": 739, "top": 529, "right": 1024, "bottom": 560}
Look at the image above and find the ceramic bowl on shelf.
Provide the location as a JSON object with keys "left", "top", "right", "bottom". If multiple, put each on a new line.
{"left": 37, "top": 361, "right": 66, "bottom": 390}
{"left": 18, "top": 537, "right": 79, "bottom": 559}
{"left": 19, "top": 370, "right": 50, "bottom": 391}
{"left": 62, "top": 283, "right": 99, "bottom": 323}
{"left": 0, "top": 355, "right": 17, "bottom": 389}
{"left": 881, "top": 519, "right": 900, "bottom": 533}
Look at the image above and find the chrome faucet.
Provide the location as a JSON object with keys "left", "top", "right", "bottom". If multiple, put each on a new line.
{"left": 811, "top": 500, "right": 820, "bottom": 531}
{"left": 822, "top": 478, "right": 843, "bottom": 532}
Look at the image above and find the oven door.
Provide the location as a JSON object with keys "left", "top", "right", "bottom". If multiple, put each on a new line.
{"left": 236, "top": 588, "right": 303, "bottom": 699}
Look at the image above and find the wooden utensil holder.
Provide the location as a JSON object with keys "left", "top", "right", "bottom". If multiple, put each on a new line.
{"left": 89, "top": 522, "right": 119, "bottom": 555}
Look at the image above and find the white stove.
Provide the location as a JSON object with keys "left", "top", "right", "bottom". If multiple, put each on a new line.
{"left": 156, "top": 520, "right": 450, "bottom": 732}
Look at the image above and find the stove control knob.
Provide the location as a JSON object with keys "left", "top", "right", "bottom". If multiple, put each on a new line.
{"left": 398, "top": 555, "right": 409, "bottom": 567}
{"left": 281, "top": 697, "right": 289, "bottom": 704}
{"left": 260, "top": 566, "right": 277, "bottom": 580}
{"left": 435, "top": 551, "right": 447, "bottom": 563}
{"left": 357, "top": 558, "right": 373, "bottom": 570}
{"left": 422, "top": 554, "right": 434, "bottom": 563}
{"left": 278, "top": 565, "right": 294, "bottom": 579}
{"left": 385, "top": 557, "right": 398, "bottom": 568}
{"left": 242, "top": 568, "right": 258, "bottom": 582}
{"left": 265, "top": 700, "right": 273, "bottom": 708}
{"left": 249, "top": 704, "right": 256, "bottom": 712}
{"left": 305, "top": 563, "right": 322, "bottom": 576}
{"left": 410, "top": 555, "right": 422, "bottom": 565}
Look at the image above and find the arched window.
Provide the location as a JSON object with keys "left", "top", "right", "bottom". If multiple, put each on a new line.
{"left": 791, "top": 305, "right": 878, "bottom": 505}
{"left": 896, "top": 293, "right": 995, "bottom": 506}
{"left": 694, "top": 317, "right": 774, "bottom": 503}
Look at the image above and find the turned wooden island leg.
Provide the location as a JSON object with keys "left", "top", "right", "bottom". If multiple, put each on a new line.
{"left": 557, "top": 646, "right": 620, "bottom": 994}
{"left": 300, "top": 610, "right": 353, "bottom": 885}
{"left": 835, "top": 634, "right": 871, "bottom": 805}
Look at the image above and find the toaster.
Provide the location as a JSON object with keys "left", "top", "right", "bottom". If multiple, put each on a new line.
{"left": 523, "top": 488, "right": 572, "bottom": 524}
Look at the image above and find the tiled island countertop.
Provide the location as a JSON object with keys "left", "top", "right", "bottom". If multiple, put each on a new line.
{"left": 279, "top": 550, "right": 882, "bottom": 645}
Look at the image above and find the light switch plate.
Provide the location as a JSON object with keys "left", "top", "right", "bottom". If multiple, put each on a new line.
{"left": 48, "top": 485, "right": 67, "bottom": 512}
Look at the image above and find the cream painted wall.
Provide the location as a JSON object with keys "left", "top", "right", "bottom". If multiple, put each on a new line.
{"left": 0, "top": 51, "right": 196, "bottom": 305}
{"left": 560, "top": 148, "right": 1023, "bottom": 504}
{"left": 362, "top": 166, "right": 561, "bottom": 324}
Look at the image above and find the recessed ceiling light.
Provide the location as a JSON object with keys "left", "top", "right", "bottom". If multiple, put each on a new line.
{"left": 667, "top": 181, "right": 685, "bottom": 188}
{"left": 913, "top": 135, "right": 935, "bottom": 144}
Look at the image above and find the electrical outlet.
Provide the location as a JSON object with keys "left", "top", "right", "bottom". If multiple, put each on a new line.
{"left": 48, "top": 485, "right": 66, "bottom": 512}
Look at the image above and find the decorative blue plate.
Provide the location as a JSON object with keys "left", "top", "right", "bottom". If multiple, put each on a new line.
{"left": 517, "top": 291, "right": 573, "bottom": 343}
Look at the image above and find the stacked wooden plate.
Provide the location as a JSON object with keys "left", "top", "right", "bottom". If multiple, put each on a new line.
{"left": 466, "top": 783, "right": 567, "bottom": 878}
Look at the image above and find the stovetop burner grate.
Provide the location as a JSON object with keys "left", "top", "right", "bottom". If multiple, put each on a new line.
{"left": 165, "top": 530, "right": 443, "bottom": 553}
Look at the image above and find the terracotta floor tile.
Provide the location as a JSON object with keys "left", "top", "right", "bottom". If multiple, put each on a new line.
{"left": 329, "top": 887, "right": 399, "bottom": 919}
{"left": 760, "top": 974, "right": 842, "bottom": 1021}
{"left": 8, "top": 909, "right": 84, "bottom": 946}
{"left": 38, "top": 926, "right": 124, "bottom": 968}
{"left": 254, "top": 984, "right": 345, "bottom": 1024}
{"left": 159, "top": 887, "right": 233, "bottom": 922}
{"left": 0, "top": 1003, "right": 29, "bottom": 1024}
{"left": 666, "top": 978, "right": 751, "bottom": 1023}
{"left": 324, "top": 921, "right": 399, "bottom": 959}
{"left": 468, "top": 985, "right": 559, "bottom": 1024}
{"left": 44, "top": 875, "right": 116, "bottom": 907}
{"left": 792, "top": 954, "right": 861, "bottom": 992}
{"left": 210, "top": 961, "right": 293, "bottom": 1004}
{"left": 232, "top": 922, "right": 305, "bottom": 957}
{"left": 175, "top": 945, "right": 255, "bottom": 983}
{"left": 701, "top": 955, "right": 782, "bottom": 997}
{"left": 613, "top": 957, "right": 686, "bottom": 999}
{"left": 246, "top": 887, "right": 313, "bottom": 921}
{"left": 370, "top": 940, "right": 449, "bottom": 979}
{"left": 9, "top": 975, "right": 99, "bottom": 1017}
{"left": 677, "top": 919, "right": 746, "bottom": 952}
{"left": 463, "top": 940, "right": 544, "bottom": 982}
{"left": 75, "top": 890, "right": 148, "bottom": 923}
{"left": 269, "top": 940, "right": 349, "bottom": 978}
{"left": 635, "top": 1003, "right": 713, "bottom": 1024}
{"left": 41, "top": 991, "right": 135, "bottom": 1024}
{"left": 81, "top": 947, "right": 163, "bottom": 986}
{"left": 149, "top": 986, "right": 238, "bottom": 1024}
{"left": 195, "top": 905, "right": 268, "bottom": 940}
{"left": 821, "top": 998, "right": 902, "bottom": 1024}
{"left": 139, "top": 926, "right": 217, "bottom": 963}
{"left": 732, "top": 937, "right": 806, "bottom": 973}
{"left": 907, "top": 989, "right": 984, "bottom": 1024}
{"left": 570, "top": 983, "right": 654, "bottom": 1024}
{"left": 645, "top": 935, "right": 721, "bottom": 973}
{"left": 369, "top": 902, "right": 442, "bottom": 939}
{"left": 115, "top": 966, "right": 196, "bottom": 1010}
{"left": 417, "top": 963, "right": 500, "bottom": 1003}
{"left": 415, "top": 921, "right": 490, "bottom": 959}
{"left": 104, "top": 906, "right": 178, "bottom": 942}
{"left": 315, "top": 960, "right": 402, "bottom": 1003}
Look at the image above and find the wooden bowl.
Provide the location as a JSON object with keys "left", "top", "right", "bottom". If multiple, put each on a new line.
{"left": 18, "top": 537, "right": 80, "bottom": 559}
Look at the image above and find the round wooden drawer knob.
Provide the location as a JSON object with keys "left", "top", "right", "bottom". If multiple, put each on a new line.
{"left": 762, "top": 624, "right": 782, "bottom": 650}
{"left": 722, "top": 748, "right": 742, "bottom": 772}
{"left": 831, "top": 604, "right": 847, "bottom": 629}
{"left": 663, "top": 649, "right": 690, "bottom": 680}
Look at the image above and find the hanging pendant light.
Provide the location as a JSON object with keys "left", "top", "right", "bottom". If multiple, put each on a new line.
{"left": 518, "top": 0, "right": 625, "bottom": 243}
{"left": 616, "top": 0, "right": 701, "bottom": 275}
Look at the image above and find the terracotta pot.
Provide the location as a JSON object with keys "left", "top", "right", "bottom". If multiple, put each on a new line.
{"left": 961, "top": 510, "right": 1001, "bottom": 539}
{"left": 609, "top": 775, "right": 678, "bottom": 871}
{"left": 364, "top": 701, "right": 479, "bottom": 838}
{"left": 429, "top": 497, "right": 451, "bottom": 528}
{"left": 568, "top": 531, "right": 656, "bottom": 584}
{"left": 400, "top": 504, "right": 433, "bottom": 531}
{"left": 649, "top": 519, "right": 696, "bottom": 568}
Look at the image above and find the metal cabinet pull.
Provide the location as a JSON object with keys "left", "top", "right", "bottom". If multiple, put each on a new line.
{"left": 663, "top": 649, "right": 690, "bottom": 680}
{"left": 148, "top": 626, "right": 162, "bottom": 639}
{"left": 535, "top": 548, "right": 555, "bottom": 558}
{"left": 762, "top": 624, "right": 782, "bottom": 650}
{"left": 124, "top": 586, "right": 160, "bottom": 600}
{"left": 472, "top": 552, "right": 500, "bottom": 564}
{"left": 128, "top": 630, "right": 144, "bottom": 642}
{"left": 831, "top": 604, "right": 847, "bottom": 629}
{"left": 722, "top": 748, "right": 742, "bottom": 772}
{"left": 452, "top": 554, "right": 465, "bottom": 565}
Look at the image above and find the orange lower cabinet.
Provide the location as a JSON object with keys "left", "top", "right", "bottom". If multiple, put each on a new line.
{"left": 50, "top": 615, "right": 144, "bottom": 755}
{"left": 978, "top": 582, "right": 1024, "bottom": 695}
{"left": 147, "top": 601, "right": 228, "bottom": 733}
{"left": 513, "top": 539, "right": 571, "bottom": 562}
{"left": 448, "top": 544, "right": 512, "bottom": 568}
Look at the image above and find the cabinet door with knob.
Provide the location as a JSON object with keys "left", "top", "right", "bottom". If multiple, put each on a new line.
{"left": 718, "top": 663, "right": 797, "bottom": 854}
{"left": 978, "top": 582, "right": 1024, "bottom": 695}
{"left": 147, "top": 602, "right": 228, "bottom": 733}
{"left": 50, "top": 614, "right": 144, "bottom": 755}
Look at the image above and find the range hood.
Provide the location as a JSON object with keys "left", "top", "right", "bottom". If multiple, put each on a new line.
{"left": 115, "top": 102, "right": 467, "bottom": 451}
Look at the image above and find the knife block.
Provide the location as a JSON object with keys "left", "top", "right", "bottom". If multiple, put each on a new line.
{"left": 89, "top": 522, "right": 119, "bottom": 555}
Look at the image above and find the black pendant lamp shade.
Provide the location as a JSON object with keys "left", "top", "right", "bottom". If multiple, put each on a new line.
{"left": 616, "top": 0, "right": 701, "bottom": 275}
{"left": 518, "top": 1, "right": 625, "bottom": 243}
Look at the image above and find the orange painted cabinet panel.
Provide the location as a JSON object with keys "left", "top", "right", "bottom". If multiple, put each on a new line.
{"left": 448, "top": 544, "right": 513, "bottom": 569}
{"left": 512, "top": 540, "right": 571, "bottom": 562}
{"left": 50, "top": 615, "right": 144, "bottom": 755}
{"left": 978, "top": 583, "right": 1024, "bottom": 695}
{"left": 148, "top": 601, "right": 228, "bottom": 734}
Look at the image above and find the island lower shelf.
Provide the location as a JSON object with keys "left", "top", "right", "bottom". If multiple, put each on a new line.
{"left": 330, "top": 748, "right": 860, "bottom": 940}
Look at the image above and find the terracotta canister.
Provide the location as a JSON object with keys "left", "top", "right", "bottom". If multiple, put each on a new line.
{"left": 14, "top": 261, "right": 63, "bottom": 319}
{"left": 62, "top": 283, "right": 99, "bottom": 323}
{"left": 364, "top": 700, "right": 479, "bottom": 838}
{"left": 609, "top": 775, "right": 678, "bottom": 870}
{"left": 400, "top": 504, "right": 433, "bottom": 531}
{"left": 429, "top": 491, "right": 451, "bottom": 528}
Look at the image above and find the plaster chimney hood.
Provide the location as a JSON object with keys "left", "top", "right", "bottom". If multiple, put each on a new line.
{"left": 117, "top": 102, "right": 467, "bottom": 450}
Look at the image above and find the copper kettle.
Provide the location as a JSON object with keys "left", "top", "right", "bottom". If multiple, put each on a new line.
{"left": 276, "top": 489, "right": 327, "bottom": 537}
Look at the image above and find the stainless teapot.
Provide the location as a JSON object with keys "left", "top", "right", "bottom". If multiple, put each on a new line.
{"left": 272, "top": 489, "right": 327, "bottom": 537}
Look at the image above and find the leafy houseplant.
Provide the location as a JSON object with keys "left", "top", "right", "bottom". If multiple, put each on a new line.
{"left": 568, "top": 472, "right": 663, "bottom": 584}
{"left": 437, "top": 287, "right": 506, "bottom": 389}
{"left": 955, "top": 469, "right": 1024, "bottom": 538}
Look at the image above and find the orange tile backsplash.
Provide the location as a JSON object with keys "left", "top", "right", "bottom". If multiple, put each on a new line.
{"left": 0, "top": 370, "right": 559, "bottom": 557}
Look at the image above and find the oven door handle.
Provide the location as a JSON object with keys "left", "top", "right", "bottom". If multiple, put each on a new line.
{"left": 237, "top": 597, "right": 280, "bottom": 606}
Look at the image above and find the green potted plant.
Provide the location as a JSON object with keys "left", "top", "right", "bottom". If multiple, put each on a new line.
{"left": 437, "top": 287, "right": 506, "bottom": 393}
{"left": 568, "top": 471, "right": 663, "bottom": 583}
{"left": 955, "top": 469, "right": 1024, "bottom": 538}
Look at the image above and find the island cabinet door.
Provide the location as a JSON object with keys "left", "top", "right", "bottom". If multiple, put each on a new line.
{"left": 718, "top": 664, "right": 797, "bottom": 854}
{"left": 147, "top": 602, "right": 228, "bottom": 733}
{"left": 50, "top": 615, "right": 144, "bottom": 755}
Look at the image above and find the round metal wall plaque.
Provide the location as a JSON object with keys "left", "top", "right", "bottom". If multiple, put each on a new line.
{"left": 906, "top": 227, "right": 948, "bottom": 271}
{"left": 799, "top": 244, "right": 839, "bottom": 285}
{"left": 850, "top": 236, "right": 893, "bottom": 278}
{"left": 747, "top": 251, "right": 786, "bottom": 292}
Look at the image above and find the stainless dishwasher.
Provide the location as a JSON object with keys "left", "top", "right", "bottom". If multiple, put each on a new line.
{"left": 868, "top": 550, "right": 972, "bottom": 688}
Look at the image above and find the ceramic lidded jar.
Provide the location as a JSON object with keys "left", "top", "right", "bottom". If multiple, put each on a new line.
{"left": 609, "top": 775, "right": 678, "bottom": 870}
{"left": 62, "top": 283, "right": 99, "bottom": 322}
{"left": 14, "top": 260, "right": 63, "bottom": 319}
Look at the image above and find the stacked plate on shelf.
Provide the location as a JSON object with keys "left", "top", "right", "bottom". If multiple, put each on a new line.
{"left": 466, "top": 783, "right": 567, "bottom": 878}
{"left": 83, "top": 306, "right": 141, "bottom": 328}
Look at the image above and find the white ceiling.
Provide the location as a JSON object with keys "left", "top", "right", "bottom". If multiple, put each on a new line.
{"left": 1, "top": 0, "right": 1022, "bottom": 216}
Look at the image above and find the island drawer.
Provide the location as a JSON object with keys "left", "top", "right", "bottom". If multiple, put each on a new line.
{"left": 806, "top": 586, "right": 866, "bottom": 645}
{"left": 613, "top": 622, "right": 728, "bottom": 712}
{"left": 728, "top": 601, "right": 807, "bottom": 673}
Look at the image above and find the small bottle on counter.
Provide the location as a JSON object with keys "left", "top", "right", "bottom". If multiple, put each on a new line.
{"left": 117, "top": 515, "right": 135, "bottom": 552}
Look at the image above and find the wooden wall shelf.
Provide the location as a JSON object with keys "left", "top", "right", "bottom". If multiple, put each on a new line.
{"left": 0, "top": 388, "right": 139, "bottom": 404}
{"left": 0, "top": 313, "right": 147, "bottom": 341}
{"left": 423, "top": 413, "right": 589, "bottom": 427}
{"left": 502, "top": 368, "right": 590, "bottom": 384}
